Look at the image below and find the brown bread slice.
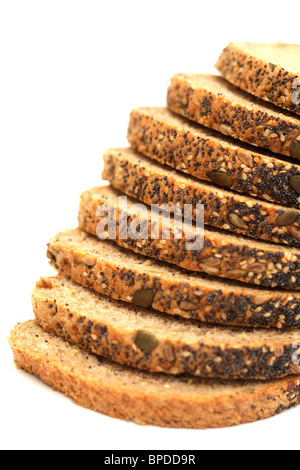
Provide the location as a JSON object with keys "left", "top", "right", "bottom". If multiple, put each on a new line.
{"left": 127, "top": 107, "right": 300, "bottom": 208}
{"left": 48, "top": 228, "right": 300, "bottom": 329}
{"left": 216, "top": 42, "right": 300, "bottom": 115}
{"left": 32, "top": 275, "right": 300, "bottom": 380}
{"left": 167, "top": 73, "right": 300, "bottom": 159}
{"left": 102, "top": 147, "right": 300, "bottom": 247}
{"left": 8, "top": 320, "right": 300, "bottom": 429}
{"left": 78, "top": 185, "right": 300, "bottom": 291}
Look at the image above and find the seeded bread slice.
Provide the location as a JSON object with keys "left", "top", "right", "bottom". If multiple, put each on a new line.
{"left": 102, "top": 147, "right": 300, "bottom": 247}
{"left": 48, "top": 228, "right": 300, "bottom": 329}
{"left": 127, "top": 107, "right": 300, "bottom": 208}
{"left": 167, "top": 74, "right": 300, "bottom": 159}
{"left": 8, "top": 320, "right": 300, "bottom": 428}
{"left": 32, "top": 275, "right": 300, "bottom": 380}
{"left": 216, "top": 42, "right": 300, "bottom": 115}
{"left": 78, "top": 186, "right": 300, "bottom": 291}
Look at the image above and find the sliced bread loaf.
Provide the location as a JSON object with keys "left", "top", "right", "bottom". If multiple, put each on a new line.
{"left": 216, "top": 42, "right": 300, "bottom": 115}
{"left": 48, "top": 228, "right": 300, "bottom": 329}
{"left": 167, "top": 74, "right": 300, "bottom": 158}
{"left": 32, "top": 275, "right": 300, "bottom": 380}
{"left": 102, "top": 147, "right": 300, "bottom": 247}
{"left": 8, "top": 320, "right": 300, "bottom": 428}
{"left": 127, "top": 107, "right": 300, "bottom": 208}
{"left": 78, "top": 186, "right": 300, "bottom": 290}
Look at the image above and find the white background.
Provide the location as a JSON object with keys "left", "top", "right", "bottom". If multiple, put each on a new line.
{"left": 1, "top": 0, "right": 300, "bottom": 451}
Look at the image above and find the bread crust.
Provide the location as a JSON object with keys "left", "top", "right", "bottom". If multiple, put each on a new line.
{"left": 102, "top": 147, "right": 300, "bottom": 247}
{"left": 48, "top": 228, "right": 300, "bottom": 329}
{"left": 216, "top": 42, "right": 300, "bottom": 115}
{"left": 8, "top": 321, "right": 300, "bottom": 429}
{"left": 127, "top": 107, "right": 300, "bottom": 208}
{"left": 167, "top": 74, "right": 300, "bottom": 158}
{"left": 78, "top": 186, "right": 300, "bottom": 291}
{"left": 32, "top": 276, "right": 300, "bottom": 380}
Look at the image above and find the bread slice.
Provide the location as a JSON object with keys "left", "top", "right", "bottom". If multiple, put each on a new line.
{"left": 48, "top": 228, "right": 300, "bottom": 329}
{"left": 32, "top": 275, "right": 300, "bottom": 380}
{"left": 127, "top": 107, "right": 300, "bottom": 208}
{"left": 78, "top": 185, "right": 300, "bottom": 291}
{"left": 8, "top": 320, "right": 300, "bottom": 428}
{"left": 167, "top": 74, "right": 300, "bottom": 158}
{"left": 102, "top": 147, "right": 300, "bottom": 247}
{"left": 216, "top": 42, "right": 300, "bottom": 115}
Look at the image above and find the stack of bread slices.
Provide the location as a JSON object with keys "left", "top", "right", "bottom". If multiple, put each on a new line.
{"left": 9, "top": 42, "right": 300, "bottom": 429}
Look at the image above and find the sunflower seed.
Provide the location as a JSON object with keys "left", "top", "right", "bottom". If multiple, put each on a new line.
{"left": 237, "top": 150, "right": 254, "bottom": 168}
{"left": 180, "top": 300, "right": 197, "bottom": 311}
{"left": 228, "top": 213, "right": 248, "bottom": 230}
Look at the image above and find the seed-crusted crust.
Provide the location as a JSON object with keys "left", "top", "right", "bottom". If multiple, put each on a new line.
{"left": 32, "top": 276, "right": 300, "bottom": 380}
{"left": 8, "top": 320, "right": 300, "bottom": 428}
{"left": 167, "top": 74, "right": 300, "bottom": 158}
{"left": 48, "top": 228, "right": 300, "bottom": 329}
{"left": 78, "top": 186, "right": 300, "bottom": 291}
{"left": 216, "top": 42, "right": 300, "bottom": 115}
{"left": 102, "top": 147, "right": 300, "bottom": 247}
{"left": 127, "top": 107, "right": 300, "bottom": 208}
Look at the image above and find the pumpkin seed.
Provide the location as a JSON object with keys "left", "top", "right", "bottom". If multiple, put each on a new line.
{"left": 277, "top": 210, "right": 299, "bottom": 227}
{"left": 290, "top": 140, "right": 300, "bottom": 159}
{"left": 228, "top": 213, "right": 248, "bottom": 230}
{"left": 135, "top": 329, "right": 158, "bottom": 352}
{"left": 290, "top": 175, "right": 300, "bottom": 194}
{"left": 207, "top": 171, "right": 233, "bottom": 188}
{"left": 132, "top": 289, "right": 154, "bottom": 308}
{"left": 269, "top": 63, "right": 277, "bottom": 72}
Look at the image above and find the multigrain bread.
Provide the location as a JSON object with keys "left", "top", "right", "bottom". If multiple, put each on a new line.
{"left": 32, "top": 275, "right": 300, "bottom": 380}
{"left": 102, "top": 147, "right": 300, "bottom": 247}
{"left": 8, "top": 320, "right": 300, "bottom": 429}
{"left": 167, "top": 74, "right": 300, "bottom": 159}
{"left": 127, "top": 107, "right": 300, "bottom": 208}
{"left": 216, "top": 42, "right": 300, "bottom": 115}
{"left": 48, "top": 228, "right": 300, "bottom": 329}
{"left": 78, "top": 186, "right": 300, "bottom": 291}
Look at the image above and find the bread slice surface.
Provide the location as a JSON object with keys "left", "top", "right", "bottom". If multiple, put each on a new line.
{"left": 128, "top": 107, "right": 300, "bottom": 208}
{"left": 102, "top": 147, "right": 300, "bottom": 247}
{"left": 167, "top": 73, "right": 300, "bottom": 158}
{"left": 48, "top": 228, "right": 300, "bottom": 329}
{"left": 32, "top": 275, "right": 300, "bottom": 380}
{"left": 8, "top": 320, "right": 300, "bottom": 429}
{"left": 216, "top": 42, "right": 300, "bottom": 115}
{"left": 78, "top": 185, "right": 300, "bottom": 291}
